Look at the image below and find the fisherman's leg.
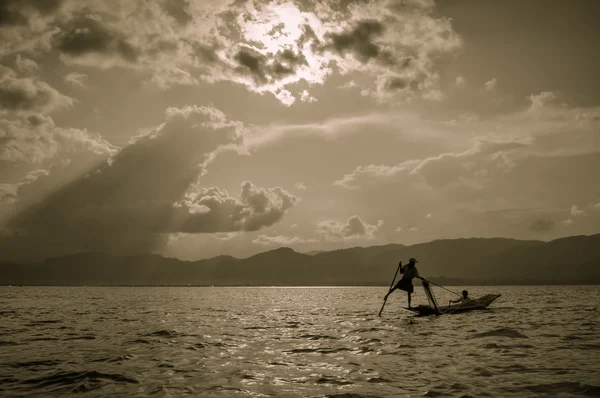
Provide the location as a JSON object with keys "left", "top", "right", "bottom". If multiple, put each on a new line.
{"left": 384, "top": 286, "right": 396, "bottom": 300}
{"left": 407, "top": 292, "right": 412, "bottom": 308}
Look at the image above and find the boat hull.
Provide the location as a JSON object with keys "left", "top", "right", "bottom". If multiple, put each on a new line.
{"left": 406, "top": 293, "right": 501, "bottom": 316}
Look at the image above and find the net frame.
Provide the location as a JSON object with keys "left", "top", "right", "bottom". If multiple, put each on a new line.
{"left": 421, "top": 280, "right": 440, "bottom": 315}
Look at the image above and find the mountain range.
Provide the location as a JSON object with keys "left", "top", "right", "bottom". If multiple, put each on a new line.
{"left": 1, "top": 234, "right": 600, "bottom": 286}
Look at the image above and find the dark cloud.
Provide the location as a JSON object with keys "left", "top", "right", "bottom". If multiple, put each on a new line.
{"left": 162, "top": 0, "right": 193, "bottom": 26}
{"left": 234, "top": 47, "right": 308, "bottom": 85}
{"left": 235, "top": 50, "right": 264, "bottom": 79}
{"left": 530, "top": 219, "right": 555, "bottom": 232}
{"left": 3, "top": 0, "right": 460, "bottom": 101}
{"left": 273, "top": 49, "right": 307, "bottom": 77}
{"left": 193, "top": 42, "right": 221, "bottom": 64}
{"left": 0, "top": 0, "right": 63, "bottom": 26}
{"left": 145, "top": 36, "right": 179, "bottom": 58}
{"left": 26, "top": 0, "right": 63, "bottom": 15}
{"left": 0, "top": 106, "right": 297, "bottom": 261}
{"left": 54, "top": 14, "right": 139, "bottom": 63}
{"left": 381, "top": 75, "right": 413, "bottom": 92}
{"left": 0, "top": 67, "right": 74, "bottom": 113}
{"left": 0, "top": 5, "right": 27, "bottom": 26}
{"left": 324, "top": 20, "right": 393, "bottom": 64}
{"left": 297, "top": 24, "right": 321, "bottom": 51}
{"left": 2, "top": 106, "right": 237, "bottom": 259}
{"left": 386, "top": 0, "right": 435, "bottom": 13}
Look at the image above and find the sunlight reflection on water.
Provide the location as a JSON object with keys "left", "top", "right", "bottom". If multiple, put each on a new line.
{"left": 1, "top": 285, "right": 599, "bottom": 397}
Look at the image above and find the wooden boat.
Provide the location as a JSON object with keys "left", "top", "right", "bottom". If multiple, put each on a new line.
{"left": 405, "top": 281, "right": 501, "bottom": 316}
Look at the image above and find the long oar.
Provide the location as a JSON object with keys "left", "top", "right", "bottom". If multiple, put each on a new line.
{"left": 378, "top": 262, "right": 402, "bottom": 317}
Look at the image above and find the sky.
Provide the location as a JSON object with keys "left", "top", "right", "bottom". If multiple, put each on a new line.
{"left": 1, "top": 0, "right": 599, "bottom": 262}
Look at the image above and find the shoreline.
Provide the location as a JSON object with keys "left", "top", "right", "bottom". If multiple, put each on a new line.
{"left": 3, "top": 282, "right": 600, "bottom": 287}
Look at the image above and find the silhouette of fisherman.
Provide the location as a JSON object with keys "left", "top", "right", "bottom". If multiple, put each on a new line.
{"left": 384, "top": 257, "right": 422, "bottom": 308}
{"left": 449, "top": 289, "right": 472, "bottom": 306}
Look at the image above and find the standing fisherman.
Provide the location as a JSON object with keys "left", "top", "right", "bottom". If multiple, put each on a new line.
{"left": 384, "top": 257, "right": 422, "bottom": 308}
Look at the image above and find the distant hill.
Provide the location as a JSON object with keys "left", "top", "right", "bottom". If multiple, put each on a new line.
{"left": 1, "top": 234, "right": 600, "bottom": 286}
{"left": 303, "top": 250, "right": 327, "bottom": 256}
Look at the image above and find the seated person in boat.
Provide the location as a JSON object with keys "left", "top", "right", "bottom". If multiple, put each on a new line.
{"left": 384, "top": 257, "right": 421, "bottom": 308}
{"left": 449, "top": 290, "right": 472, "bottom": 305}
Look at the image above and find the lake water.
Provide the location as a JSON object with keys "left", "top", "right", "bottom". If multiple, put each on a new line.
{"left": 1, "top": 285, "right": 599, "bottom": 397}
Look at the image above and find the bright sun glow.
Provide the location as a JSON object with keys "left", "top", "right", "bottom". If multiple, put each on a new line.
{"left": 240, "top": 2, "right": 307, "bottom": 54}
{"left": 237, "top": 2, "right": 332, "bottom": 87}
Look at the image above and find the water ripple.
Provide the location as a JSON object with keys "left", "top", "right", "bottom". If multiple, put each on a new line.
{"left": 0, "top": 285, "right": 599, "bottom": 397}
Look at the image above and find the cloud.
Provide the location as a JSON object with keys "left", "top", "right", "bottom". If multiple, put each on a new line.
{"left": 412, "top": 140, "right": 525, "bottom": 186}
{"left": 513, "top": 92, "right": 600, "bottom": 157}
{"left": 252, "top": 234, "right": 316, "bottom": 246}
{"left": 236, "top": 91, "right": 600, "bottom": 244}
{"left": 0, "top": 114, "right": 117, "bottom": 164}
{"left": 64, "top": 72, "right": 88, "bottom": 88}
{"left": 528, "top": 91, "right": 557, "bottom": 111}
{"left": 1, "top": 0, "right": 462, "bottom": 103}
{"left": 335, "top": 139, "right": 526, "bottom": 190}
{"left": 294, "top": 182, "right": 307, "bottom": 190}
{"left": 15, "top": 55, "right": 38, "bottom": 73}
{"left": 484, "top": 78, "right": 497, "bottom": 91}
{"left": 233, "top": 47, "right": 309, "bottom": 87}
{"left": 0, "top": 1, "right": 65, "bottom": 58}
{"left": 317, "top": 215, "right": 383, "bottom": 241}
{"left": 0, "top": 67, "right": 74, "bottom": 114}
{"left": 274, "top": 89, "right": 296, "bottom": 106}
{"left": 149, "top": 67, "right": 199, "bottom": 90}
{"left": 161, "top": 0, "right": 193, "bottom": 26}
{"left": 0, "top": 0, "right": 63, "bottom": 26}
{"left": 447, "top": 112, "right": 478, "bottom": 125}
{"left": 455, "top": 76, "right": 466, "bottom": 86}
{"left": 324, "top": 19, "right": 388, "bottom": 64}
{"left": 215, "top": 232, "right": 237, "bottom": 240}
{"left": 570, "top": 205, "right": 585, "bottom": 216}
{"left": 244, "top": 111, "right": 431, "bottom": 149}
{"left": 0, "top": 169, "right": 49, "bottom": 204}
{"left": 395, "top": 226, "right": 402, "bottom": 232}
{"left": 173, "top": 182, "right": 298, "bottom": 233}
{"left": 333, "top": 161, "right": 419, "bottom": 189}
{"left": 475, "top": 207, "right": 586, "bottom": 239}
{"left": 312, "top": 1, "right": 462, "bottom": 101}
{"left": 300, "top": 90, "right": 317, "bottom": 103}
{"left": 325, "top": 94, "right": 600, "bottom": 237}
{"left": 340, "top": 80, "right": 358, "bottom": 89}
{"left": 53, "top": 13, "right": 140, "bottom": 67}
{"left": 0, "top": 105, "right": 299, "bottom": 261}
